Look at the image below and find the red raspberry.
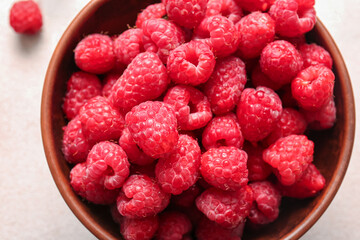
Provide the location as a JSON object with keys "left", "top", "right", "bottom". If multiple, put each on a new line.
{"left": 155, "top": 135, "right": 201, "bottom": 195}
{"left": 74, "top": 34, "right": 116, "bottom": 74}
{"left": 172, "top": 184, "right": 202, "bottom": 208}
{"left": 136, "top": 3, "right": 166, "bottom": 28}
{"left": 299, "top": 43, "right": 333, "bottom": 69}
{"left": 142, "top": 18, "right": 185, "bottom": 63}
{"left": 79, "top": 96, "right": 125, "bottom": 143}
{"left": 260, "top": 40, "right": 303, "bottom": 85}
{"left": 120, "top": 216, "right": 159, "bottom": 240}
{"left": 113, "top": 28, "right": 144, "bottom": 66}
{"left": 109, "top": 52, "right": 169, "bottom": 113}
{"left": 164, "top": 85, "right": 212, "bottom": 131}
{"left": 196, "top": 217, "right": 243, "bottom": 240}
{"left": 166, "top": 0, "right": 207, "bottom": 29}
{"left": 237, "top": 87, "right": 283, "bottom": 142}
{"left": 204, "top": 56, "right": 247, "bottom": 115}
{"left": 200, "top": 147, "right": 248, "bottom": 191}
{"left": 244, "top": 143, "right": 272, "bottom": 182}
{"left": 248, "top": 181, "right": 282, "bottom": 225}
{"left": 63, "top": 72, "right": 102, "bottom": 120}
{"left": 302, "top": 97, "right": 336, "bottom": 130}
{"left": 202, "top": 113, "right": 244, "bottom": 150}
{"left": 296, "top": 0, "right": 315, "bottom": 11}
{"left": 157, "top": 211, "right": 192, "bottom": 240}
{"left": 62, "top": 116, "right": 91, "bottom": 164}
{"left": 251, "top": 64, "right": 283, "bottom": 91}
{"left": 206, "top": 0, "right": 243, "bottom": 24}
{"left": 102, "top": 72, "right": 121, "bottom": 98}
{"left": 278, "top": 84, "right": 298, "bottom": 108}
{"left": 269, "top": 0, "right": 316, "bottom": 37}
{"left": 167, "top": 41, "right": 216, "bottom": 86}
{"left": 291, "top": 65, "right": 335, "bottom": 111}
{"left": 236, "top": 12, "right": 276, "bottom": 59}
{"left": 235, "top": 0, "right": 275, "bottom": 12}
{"left": 125, "top": 101, "right": 179, "bottom": 158}
{"left": 263, "top": 134, "right": 314, "bottom": 185}
{"left": 9, "top": 0, "right": 42, "bottom": 34}
{"left": 194, "top": 15, "right": 239, "bottom": 57}
{"left": 196, "top": 186, "right": 253, "bottom": 228}
{"left": 117, "top": 174, "right": 170, "bottom": 218}
{"left": 280, "top": 34, "right": 306, "bottom": 49}
{"left": 277, "top": 163, "right": 325, "bottom": 198}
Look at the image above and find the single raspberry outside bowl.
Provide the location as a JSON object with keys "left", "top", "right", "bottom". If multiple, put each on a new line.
{"left": 41, "top": 0, "right": 355, "bottom": 239}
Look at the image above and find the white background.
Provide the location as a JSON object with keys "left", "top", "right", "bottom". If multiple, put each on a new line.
{"left": 0, "top": 0, "right": 359, "bottom": 239}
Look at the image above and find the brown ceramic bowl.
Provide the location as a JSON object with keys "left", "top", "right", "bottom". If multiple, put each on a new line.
{"left": 41, "top": 0, "right": 355, "bottom": 239}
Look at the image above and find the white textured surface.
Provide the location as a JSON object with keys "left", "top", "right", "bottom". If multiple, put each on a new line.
{"left": 0, "top": 0, "right": 359, "bottom": 239}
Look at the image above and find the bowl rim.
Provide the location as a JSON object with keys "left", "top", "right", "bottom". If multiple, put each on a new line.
{"left": 40, "top": 1, "right": 356, "bottom": 239}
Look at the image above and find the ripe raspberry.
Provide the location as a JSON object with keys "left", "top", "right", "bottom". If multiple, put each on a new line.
{"left": 142, "top": 18, "right": 185, "bottom": 63}
{"left": 202, "top": 113, "right": 244, "bottom": 150}
{"left": 235, "top": 0, "right": 275, "bottom": 12}
{"left": 237, "top": 87, "right": 283, "bottom": 142}
{"left": 204, "top": 56, "right": 247, "bottom": 115}
{"left": 166, "top": 0, "right": 207, "bottom": 29}
{"left": 291, "top": 65, "right": 335, "bottom": 111}
{"left": 248, "top": 181, "right": 282, "bottom": 225}
{"left": 102, "top": 72, "right": 121, "bottom": 98}
{"left": 155, "top": 135, "right": 201, "bottom": 195}
{"left": 244, "top": 143, "right": 272, "bottom": 182}
{"left": 206, "top": 0, "right": 243, "bottom": 24}
{"left": 79, "top": 96, "right": 125, "bottom": 143}
{"left": 260, "top": 40, "right": 303, "bottom": 85}
{"left": 299, "top": 43, "right": 333, "bottom": 69}
{"left": 251, "top": 64, "right": 283, "bottom": 91}
{"left": 194, "top": 15, "right": 239, "bottom": 57}
{"left": 62, "top": 116, "right": 91, "bottom": 164}
{"left": 136, "top": 3, "right": 166, "bottom": 28}
{"left": 172, "top": 184, "right": 202, "bottom": 208}
{"left": 277, "top": 163, "right": 325, "bottom": 198}
{"left": 236, "top": 12, "right": 276, "bottom": 59}
{"left": 117, "top": 174, "right": 170, "bottom": 218}
{"left": 167, "top": 41, "right": 216, "bottom": 86}
{"left": 164, "top": 85, "right": 212, "bottom": 131}
{"left": 196, "top": 186, "right": 253, "bottom": 228}
{"left": 113, "top": 28, "right": 144, "bottom": 66}
{"left": 196, "top": 217, "right": 243, "bottom": 240}
{"left": 74, "top": 34, "right": 116, "bottom": 74}
{"left": 120, "top": 216, "right": 159, "bottom": 240}
{"left": 125, "top": 101, "right": 179, "bottom": 158}
{"left": 9, "top": 0, "right": 42, "bottom": 34}
{"left": 296, "top": 0, "right": 315, "bottom": 11}
{"left": 109, "top": 52, "right": 169, "bottom": 113}
{"left": 302, "top": 97, "right": 336, "bottom": 130}
{"left": 157, "top": 211, "right": 192, "bottom": 240}
{"left": 269, "top": 0, "right": 316, "bottom": 37}
{"left": 263, "top": 134, "right": 314, "bottom": 185}
{"left": 63, "top": 72, "right": 102, "bottom": 120}
{"left": 280, "top": 34, "right": 306, "bottom": 49}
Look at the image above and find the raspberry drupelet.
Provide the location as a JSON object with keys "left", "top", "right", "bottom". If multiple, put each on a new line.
{"left": 157, "top": 211, "right": 192, "bottom": 240}
{"left": 299, "top": 43, "right": 333, "bottom": 69}
{"left": 9, "top": 0, "right": 42, "bottom": 34}
{"left": 251, "top": 64, "right": 283, "bottom": 91}
{"left": 136, "top": 3, "right": 166, "bottom": 28}
{"left": 120, "top": 216, "right": 159, "bottom": 240}
{"left": 113, "top": 28, "right": 144, "bottom": 65}
{"left": 302, "top": 97, "right": 336, "bottom": 130}
{"left": 206, "top": 0, "right": 243, "bottom": 24}
{"left": 244, "top": 142, "right": 272, "bottom": 182}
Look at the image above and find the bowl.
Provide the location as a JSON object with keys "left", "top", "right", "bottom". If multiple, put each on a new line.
{"left": 41, "top": 0, "right": 355, "bottom": 239}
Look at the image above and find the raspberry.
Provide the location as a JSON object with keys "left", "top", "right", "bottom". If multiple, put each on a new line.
{"left": 202, "top": 113, "right": 244, "bottom": 150}
{"left": 102, "top": 72, "right": 121, "bottom": 98}
{"left": 260, "top": 40, "right": 303, "bottom": 85}
{"left": 236, "top": 12, "right": 276, "bottom": 59}
{"left": 79, "top": 96, "right": 125, "bottom": 143}
{"left": 196, "top": 186, "right": 253, "bottom": 228}
{"left": 142, "top": 18, "right": 185, "bottom": 63}
{"left": 204, "top": 56, "right": 247, "bottom": 115}
{"left": 302, "top": 97, "right": 336, "bottom": 130}
{"left": 269, "top": 0, "right": 316, "bottom": 37}
{"left": 291, "top": 65, "right": 335, "bottom": 111}
{"left": 74, "top": 34, "right": 116, "bottom": 74}
{"left": 9, "top": 0, "right": 42, "bottom": 34}
{"left": 119, "top": 128, "right": 156, "bottom": 166}
{"left": 280, "top": 34, "right": 306, "bottom": 49}
{"left": 109, "top": 52, "right": 169, "bottom": 113}
{"left": 296, "top": 0, "right": 315, "bottom": 11}
{"left": 299, "top": 43, "right": 333, "bottom": 69}
{"left": 136, "top": 3, "right": 166, "bottom": 28}
{"left": 248, "top": 181, "right": 282, "bottom": 225}
{"left": 200, "top": 147, "right": 248, "bottom": 191}
{"left": 277, "top": 163, "right": 325, "bottom": 198}
{"left": 164, "top": 85, "right": 212, "bottom": 131}
{"left": 113, "top": 28, "right": 144, "bottom": 65}
{"left": 172, "top": 184, "right": 202, "bottom": 208}
{"left": 120, "top": 216, "right": 159, "bottom": 240}
{"left": 86, "top": 141, "right": 130, "bottom": 190}
{"left": 167, "top": 41, "right": 216, "bottom": 86}
{"left": 125, "top": 101, "right": 179, "bottom": 158}
{"left": 157, "top": 211, "right": 192, "bottom": 240}
{"left": 278, "top": 84, "right": 298, "bottom": 108}
{"left": 155, "top": 135, "right": 201, "bottom": 195}
{"left": 235, "top": 0, "right": 275, "bottom": 12}
{"left": 63, "top": 72, "right": 102, "bottom": 120}
{"left": 237, "top": 87, "right": 283, "bottom": 142}
{"left": 244, "top": 143, "right": 272, "bottom": 182}
{"left": 263, "top": 134, "right": 314, "bottom": 185}
{"left": 194, "top": 15, "right": 239, "bottom": 57}
{"left": 62, "top": 116, "right": 91, "bottom": 164}
{"left": 206, "top": 0, "right": 243, "bottom": 24}
{"left": 251, "top": 64, "right": 283, "bottom": 91}
{"left": 70, "top": 163, "right": 119, "bottom": 205}
{"left": 116, "top": 174, "right": 170, "bottom": 218}
{"left": 196, "top": 217, "right": 243, "bottom": 240}
{"left": 165, "top": 0, "right": 207, "bottom": 29}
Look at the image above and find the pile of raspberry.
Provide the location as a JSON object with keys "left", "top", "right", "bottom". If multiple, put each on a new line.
{"left": 62, "top": 0, "right": 334, "bottom": 239}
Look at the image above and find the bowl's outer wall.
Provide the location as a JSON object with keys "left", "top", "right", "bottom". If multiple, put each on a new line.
{"left": 41, "top": 0, "right": 355, "bottom": 239}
